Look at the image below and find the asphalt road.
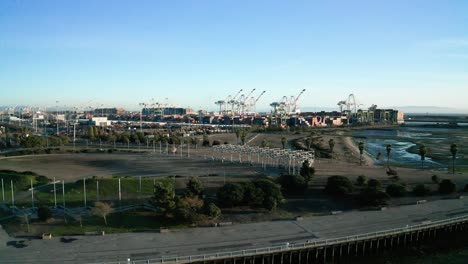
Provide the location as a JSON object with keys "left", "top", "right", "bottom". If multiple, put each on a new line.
{"left": 1, "top": 198, "right": 468, "bottom": 264}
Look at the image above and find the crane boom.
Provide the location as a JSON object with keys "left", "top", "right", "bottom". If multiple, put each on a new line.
{"left": 293, "top": 89, "right": 306, "bottom": 104}
{"left": 255, "top": 91, "right": 266, "bottom": 102}
{"left": 232, "top": 89, "right": 243, "bottom": 100}
{"left": 245, "top": 88, "right": 256, "bottom": 100}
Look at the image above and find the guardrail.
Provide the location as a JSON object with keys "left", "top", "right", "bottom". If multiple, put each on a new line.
{"left": 95, "top": 213, "right": 468, "bottom": 264}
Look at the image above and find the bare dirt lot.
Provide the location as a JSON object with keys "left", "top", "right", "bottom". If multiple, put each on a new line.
{"left": 0, "top": 152, "right": 272, "bottom": 182}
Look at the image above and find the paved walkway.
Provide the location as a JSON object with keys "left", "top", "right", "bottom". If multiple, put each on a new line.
{"left": 1, "top": 198, "right": 468, "bottom": 263}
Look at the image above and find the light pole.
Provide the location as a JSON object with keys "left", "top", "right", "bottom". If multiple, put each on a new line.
{"left": 56, "top": 101, "right": 59, "bottom": 135}
{"left": 1, "top": 178, "right": 4, "bottom": 202}
{"left": 53, "top": 177, "right": 57, "bottom": 208}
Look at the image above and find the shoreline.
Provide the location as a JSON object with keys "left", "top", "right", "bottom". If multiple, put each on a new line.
{"left": 343, "top": 136, "right": 376, "bottom": 166}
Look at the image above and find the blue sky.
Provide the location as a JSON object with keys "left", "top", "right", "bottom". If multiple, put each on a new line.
{"left": 1, "top": 0, "right": 467, "bottom": 111}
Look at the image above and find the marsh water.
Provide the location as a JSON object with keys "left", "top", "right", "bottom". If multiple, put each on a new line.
{"left": 353, "top": 125, "right": 468, "bottom": 171}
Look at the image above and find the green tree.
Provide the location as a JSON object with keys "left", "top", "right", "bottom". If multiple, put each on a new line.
{"left": 234, "top": 129, "right": 241, "bottom": 144}
{"left": 278, "top": 174, "right": 307, "bottom": 193}
{"left": 150, "top": 179, "right": 176, "bottom": 215}
{"left": 174, "top": 196, "right": 204, "bottom": 224}
{"left": 356, "top": 175, "right": 367, "bottom": 186}
{"left": 202, "top": 134, "right": 210, "bottom": 146}
{"left": 252, "top": 179, "right": 284, "bottom": 210}
{"left": 328, "top": 139, "right": 335, "bottom": 153}
{"left": 386, "top": 144, "right": 392, "bottom": 168}
{"left": 242, "top": 182, "right": 265, "bottom": 206}
{"left": 367, "top": 179, "right": 381, "bottom": 190}
{"left": 386, "top": 184, "right": 406, "bottom": 197}
{"left": 281, "top": 137, "right": 287, "bottom": 149}
{"left": 204, "top": 203, "right": 221, "bottom": 219}
{"left": 358, "top": 141, "right": 364, "bottom": 166}
{"left": 37, "top": 206, "right": 52, "bottom": 222}
{"left": 88, "top": 126, "right": 96, "bottom": 141}
{"left": 413, "top": 184, "right": 430, "bottom": 196}
{"left": 325, "top": 176, "right": 354, "bottom": 196}
{"left": 260, "top": 140, "right": 271, "bottom": 148}
{"left": 358, "top": 188, "right": 390, "bottom": 207}
{"left": 419, "top": 144, "right": 428, "bottom": 169}
{"left": 439, "top": 179, "right": 456, "bottom": 194}
{"left": 185, "top": 177, "right": 204, "bottom": 198}
{"left": 240, "top": 129, "right": 250, "bottom": 145}
{"left": 20, "top": 135, "right": 44, "bottom": 148}
{"left": 299, "top": 160, "right": 315, "bottom": 183}
{"left": 217, "top": 183, "right": 244, "bottom": 207}
{"left": 450, "top": 143, "right": 458, "bottom": 174}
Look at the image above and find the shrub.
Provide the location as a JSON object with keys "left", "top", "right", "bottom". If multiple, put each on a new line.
{"left": 413, "top": 184, "right": 430, "bottom": 196}
{"left": 386, "top": 168, "right": 398, "bottom": 176}
{"left": 386, "top": 184, "right": 406, "bottom": 197}
{"left": 439, "top": 179, "right": 456, "bottom": 194}
{"left": 356, "top": 175, "right": 367, "bottom": 186}
{"left": 367, "top": 179, "right": 382, "bottom": 190}
{"left": 37, "top": 206, "right": 52, "bottom": 222}
{"left": 216, "top": 183, "right": 244, "bottom": 207}
{"left": 431, "top": 175, "right": 440, "bottom": 184}
{"left": 278, "top": 174, "right": 307, "bottom": 193}
{"left": 205, "top": 203, "right": 221, "bottom": 219}
{"left": 358, "top": 188, "right": 390, "bottom": 207}
{"left": 325, "top": 176, "right": 354, "bottom": 196}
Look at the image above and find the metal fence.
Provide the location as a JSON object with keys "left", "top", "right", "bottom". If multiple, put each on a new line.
{"left": 94, "top": 213, "right": 468, "bottom": 264}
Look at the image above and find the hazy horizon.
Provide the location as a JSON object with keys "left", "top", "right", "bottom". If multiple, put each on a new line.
{"left": 1, "top": 1, "right": 467, "bottom": 111}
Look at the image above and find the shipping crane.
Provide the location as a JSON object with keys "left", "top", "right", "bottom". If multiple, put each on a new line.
{"left": 290, "top": 89, "right": 306, "bottom": 114}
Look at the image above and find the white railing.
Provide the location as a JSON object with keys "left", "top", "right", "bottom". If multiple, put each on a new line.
{"left": 94, "top": 213, "right": 468, "bottom": 264}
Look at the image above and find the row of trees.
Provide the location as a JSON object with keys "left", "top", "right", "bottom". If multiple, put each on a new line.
{"left": 325, "top": 175, "right": 461, "bottom": 207}
{"left": 216, "top": 179, "right": 284, "bottom": 211}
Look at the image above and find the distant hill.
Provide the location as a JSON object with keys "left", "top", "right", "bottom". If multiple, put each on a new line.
{"left": 384, "top": 106, "right": 468, "bottom": 114}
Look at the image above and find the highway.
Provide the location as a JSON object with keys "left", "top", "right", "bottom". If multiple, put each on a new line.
{"left": 1, "top": 198, "right": 468, "bottom": 263}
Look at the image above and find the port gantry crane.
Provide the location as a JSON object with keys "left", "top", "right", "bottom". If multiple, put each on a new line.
{"left": 228, "top": 89, "right": 243, "bottom": 116}
{"left": 289, "top": 88, "right": 306, "bottom": 114}
{"left": 250, "top": 90, "right": 266, "bottom": 115}
{"left": 238, "top": 88, "right": 256, "bottom": 115}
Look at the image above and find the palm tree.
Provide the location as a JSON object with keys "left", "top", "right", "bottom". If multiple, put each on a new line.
{"left": 450, "top": 143, "right": 458, "bottom": 174}
{"left": 358, "top": 141, "right": 364, "bottom": 166}
{"left": 419, "top": 144, "right": 427, "bottom": 169}
{"left": 386, "top": 144, "right": 392, "bottom": 168}
{"left": 328, "top": 139, "right": 335, "bottom": 153}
